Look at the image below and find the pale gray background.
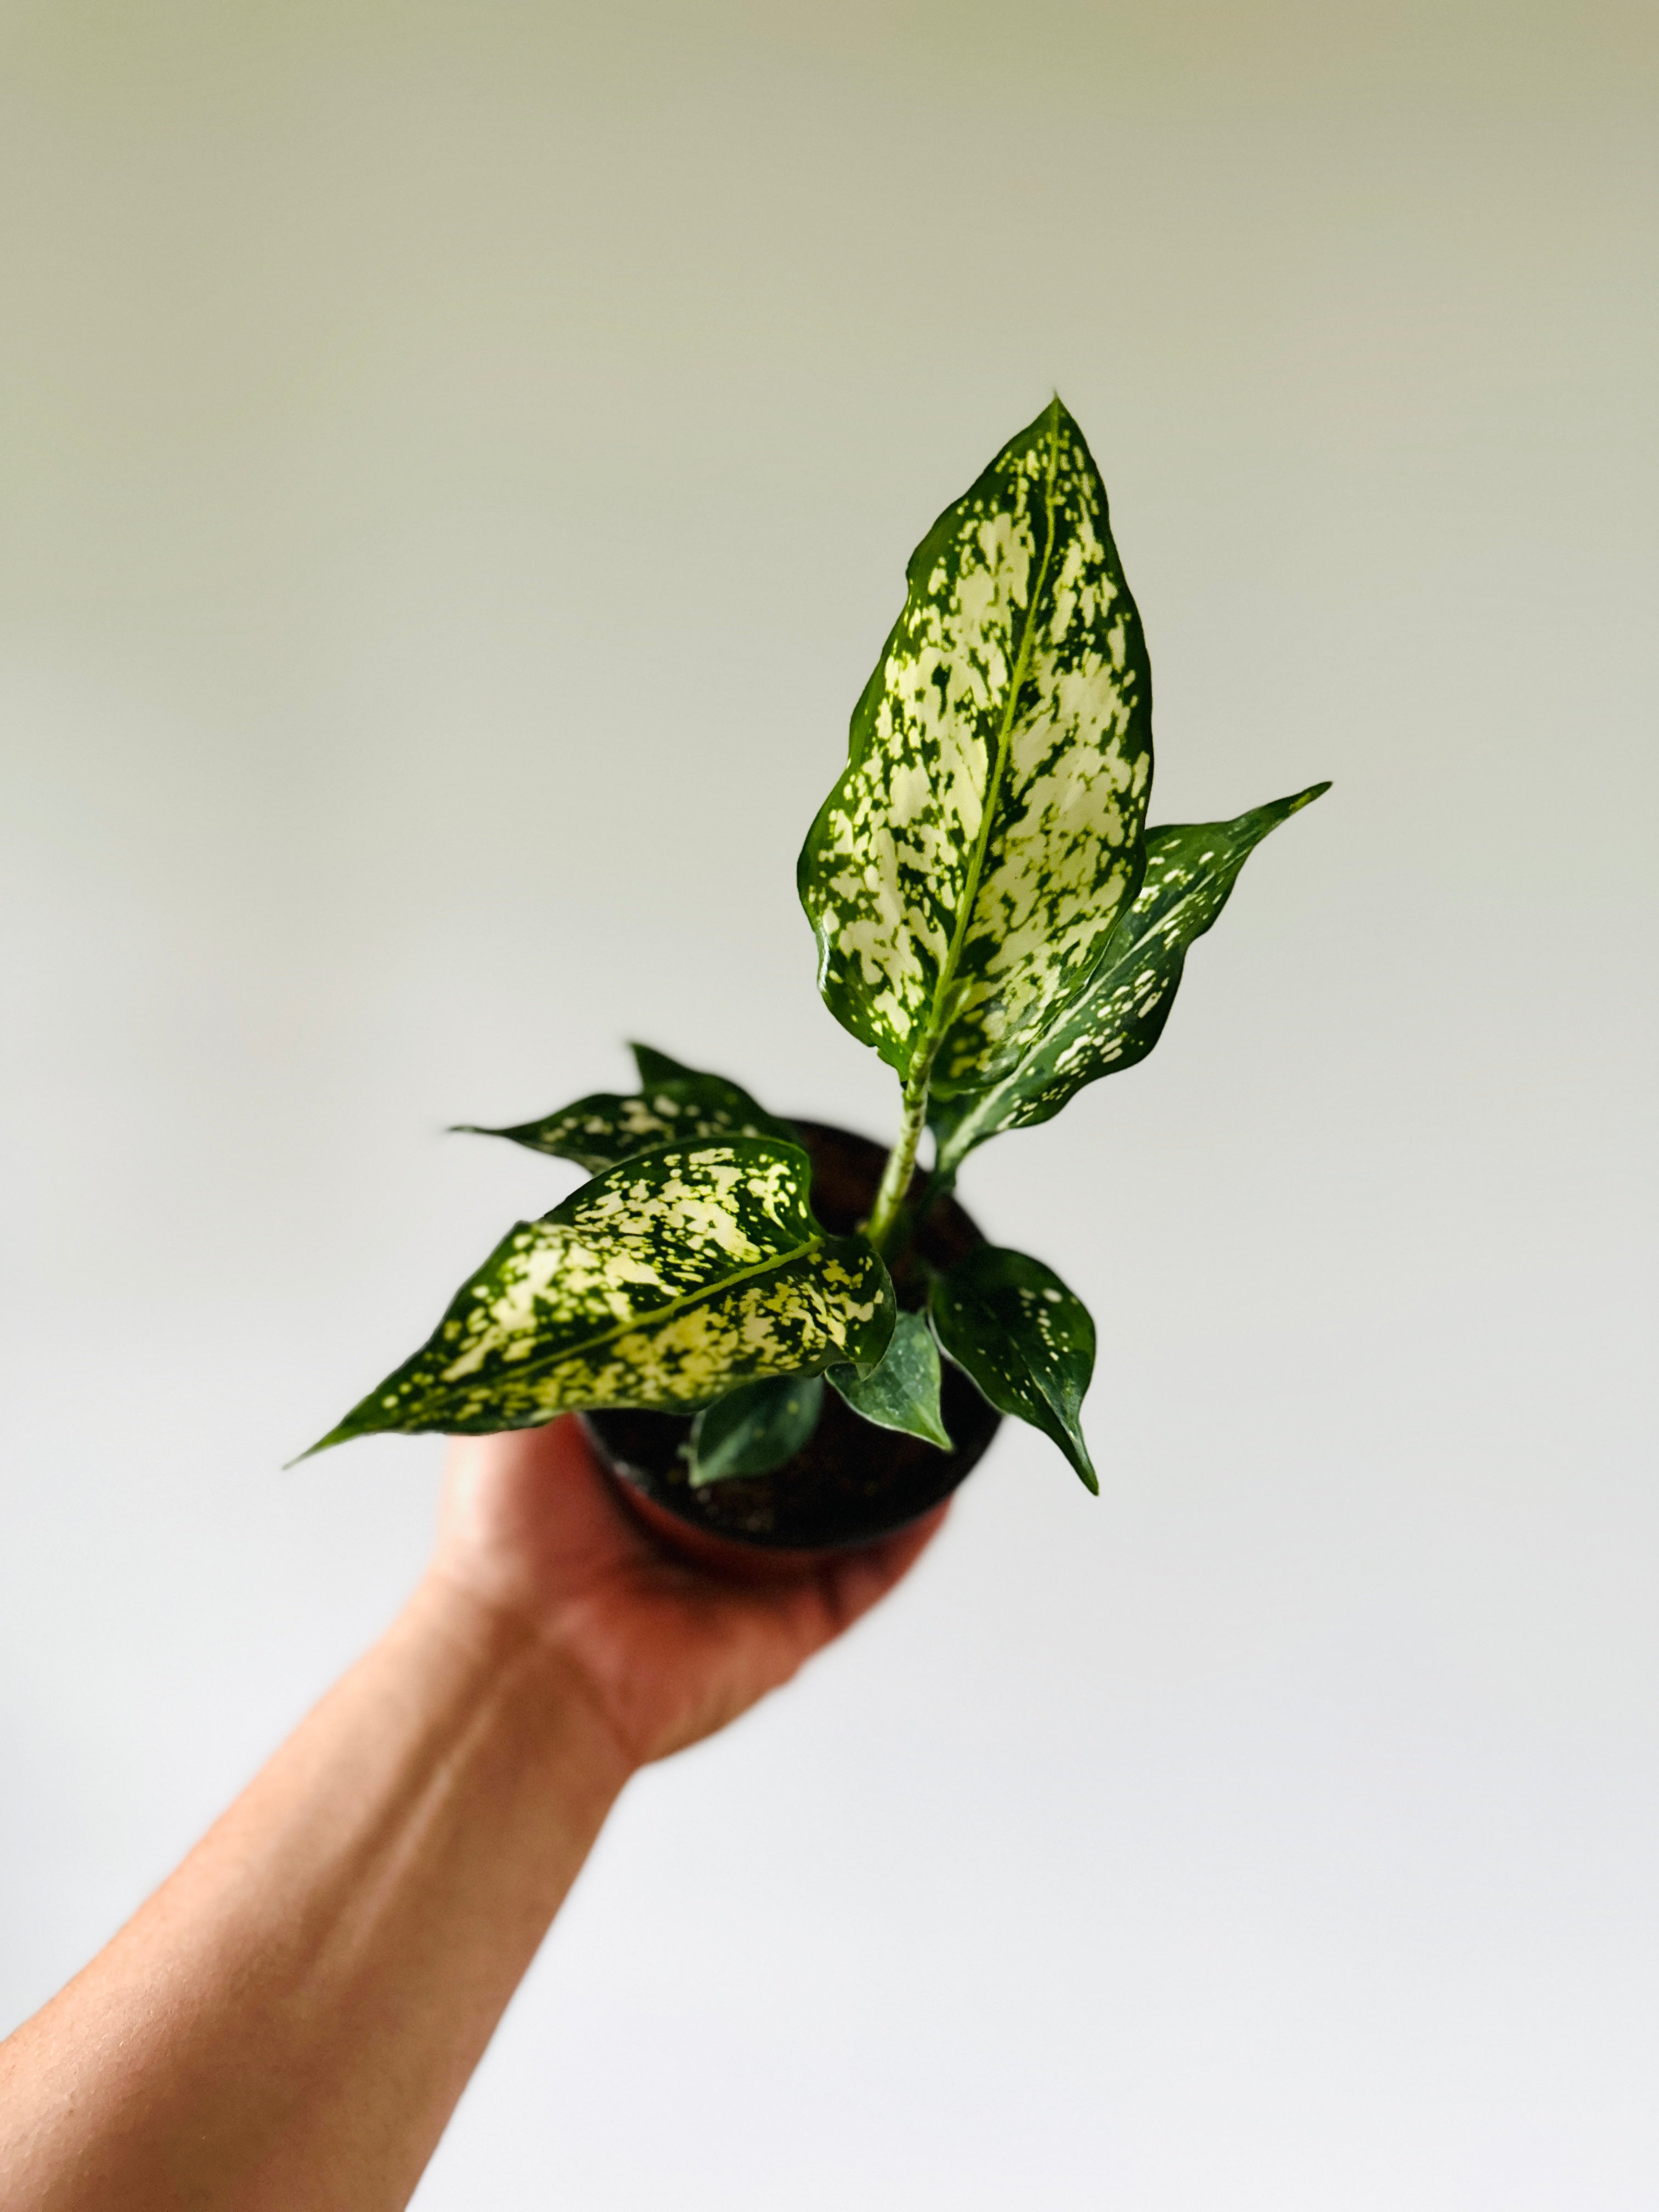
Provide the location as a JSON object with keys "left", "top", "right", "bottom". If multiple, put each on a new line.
{"left": 2, "top": 3, "right": 1656, "bottom": 2204}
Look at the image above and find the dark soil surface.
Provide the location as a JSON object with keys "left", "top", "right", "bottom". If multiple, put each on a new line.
{"left": 583, "top": 1122, "right": 1001, "bottom": 1550}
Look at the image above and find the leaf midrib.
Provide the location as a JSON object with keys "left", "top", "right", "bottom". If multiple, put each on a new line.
{"left": 914, "top": 398, "right": 1065, "bottom": 1074}
{"left": 446, "top": 1232, "right": 826, "bottom": 1389}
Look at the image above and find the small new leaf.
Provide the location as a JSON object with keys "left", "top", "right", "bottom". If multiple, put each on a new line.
{"left": 457, "top": 1066, "right": 797, "bottom": 1176}
{"left": 690, "top": 1372, "right": 826, "bottom": 1487}
{"left": 930, "top": 1246, "right": 1097, "bottom": 1490}
{"left": 798, "top": 396, "right": 1154, "bottom": 1098}
{"left": 827, "top": 1308, "right": 951, "bottom": 1449}
{"left": 929, "top": 783, "right": 1330, "bottom": 1175}
{"left": 306, "top": 1140, "right": 894, "bottom": 1451}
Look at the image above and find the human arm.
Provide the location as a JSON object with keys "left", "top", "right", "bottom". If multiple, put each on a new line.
{"left": 0, "top": 1416, "right": 940, "bottom": 2211}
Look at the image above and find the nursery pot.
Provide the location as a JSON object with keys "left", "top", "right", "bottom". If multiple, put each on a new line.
{"left": 582, "top": 1121, "right": 1001, "bottom": 1567}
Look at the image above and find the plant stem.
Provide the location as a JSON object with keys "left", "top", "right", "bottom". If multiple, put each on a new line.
{"left": 865, "top": 1057, "right": 934, "bottom": 1254}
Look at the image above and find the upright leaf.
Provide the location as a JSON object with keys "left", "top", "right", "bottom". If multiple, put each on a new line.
{"left": 827, "top": 1308, "right": 951, "bottom": 1449}
{"left": 929, "top": 784, "right": 1330, "bottom": 1175}
{"left": 690, "top": 1372, "right": 826, "bottom": 1487}
{"left": 304, "top": 1140, "right": 894, "bottom": 1451}
{"left": 930, "top": 1246, "right": 1097, "bottom": 1490}
{"left": 798, "top": 396, "right": 1154, "bottom": 1098}
{"left": 456, "top": 1065, "right": 797, "bottom": 1175}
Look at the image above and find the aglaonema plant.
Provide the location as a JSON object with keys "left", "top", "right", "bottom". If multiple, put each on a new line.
{"left": 307, "top": 398, "right": 1327, "bottom": 1521}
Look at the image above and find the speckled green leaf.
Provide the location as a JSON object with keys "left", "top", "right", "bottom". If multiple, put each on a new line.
{"left": 306, "top": 1140, "right": 895, "bottom": 1451}
{"left": 798, "top": 396, "right": 1153, "bottom": 1098}
{"left": 929, "top": 784, "right": 1330, "bottom": 1176}
{"left": 930, "top": 1246, "right": 1096, "bottom": 1490}
{"left": 455, "top": 1066, "right": 796, "bottom": 1175}
{"left": 827, "top": 1309, "right": 951, "bottom": 1449}
{"left": 689, "top": 1372, "right": 826, "bottom": 1487}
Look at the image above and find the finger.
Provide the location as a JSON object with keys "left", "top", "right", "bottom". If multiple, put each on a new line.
{"left": 812, "top": 1502, "right": 949, "bottom": 1635}
{"left": 438, "top": 1414, "right": 661, "bottom": 1587}
{"left": 656, "top": 1503, "right": 949, "bottom": 1672}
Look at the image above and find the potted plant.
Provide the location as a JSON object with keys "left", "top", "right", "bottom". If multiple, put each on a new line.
{"left": 306, "top": 398, "right": 1327, "bottom": 1561}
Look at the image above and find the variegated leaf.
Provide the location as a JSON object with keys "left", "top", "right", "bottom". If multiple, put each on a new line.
{"left": 304, "top": 1139, "right": 894, "bottom": 1451}
{"left": 929, "top": 783, "right": 1330, "bottom": 1176}
{"left": 930, "top": 1246, "right": 1097, "bottom": 1490}
{"left": 798, "top": 396, "right": 1154, "bottom": 1098}
{"left": 689, "top": 1372, "right": 826, "bottom": 1487}
{"left": 827, "top": 1308, "right": 951, "bottom": 1449}
{"left": 455, "top": 1064, "right": 796, "bottom": 1176}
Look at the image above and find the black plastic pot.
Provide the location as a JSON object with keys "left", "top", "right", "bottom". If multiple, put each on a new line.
{"left": 583, "top": 1121, "right": 1001, "bottom": 1566}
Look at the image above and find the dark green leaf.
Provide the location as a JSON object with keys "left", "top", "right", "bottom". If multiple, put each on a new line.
{"left": 689, "top": 1372, "right": 826, "bottom": 1487}
{"left": 798, "top": 396, "right": 1154, "bottom": 1097}
{"left": 929, "top": 784, "right": 1330, "bottom": 1176}
{"left": 304, "top": 1140, "right": 895, "bottom": 1452}
{"left": 456, "top": 1068, "right": 797, "bottom": 1176}
{"left": 827, "top": 1309, "right": 951, "bottom": 1449}
{"left": 630, "top": 1042, "right": 700, "bottom": 1087}
{"left": 930, "top": 1245, "right": 1097, "bottom": 1490}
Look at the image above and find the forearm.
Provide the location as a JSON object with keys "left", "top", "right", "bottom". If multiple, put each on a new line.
{"left": 0, "top": 1574, "right": 631, "bottom": 2212}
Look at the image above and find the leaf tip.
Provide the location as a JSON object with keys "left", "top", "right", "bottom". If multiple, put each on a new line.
{"left": 283, "top": 1426, "right": 349, "bottom": 1469}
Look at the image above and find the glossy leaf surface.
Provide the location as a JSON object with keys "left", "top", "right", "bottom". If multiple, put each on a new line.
{"left": 799, "top": 396, "right": 1154, "bottom": 1096}
{"left": 308, "top": 1141, "right": 894, "bottom": 1449}
{"left": 689, "top": 1372, "right": 826, "bottom": 1487}
{"left": 930, "top": 1245, "right": 1096, "bottom": 1489}
{"left": 456, "top": 1067, "right": 796, "bottom": 1176}
{"left": 929, "top": 783, "right": 1330, "bottom": 1175}
{"left": 827, "top": 1308, "right": 951, "bottom": 1449}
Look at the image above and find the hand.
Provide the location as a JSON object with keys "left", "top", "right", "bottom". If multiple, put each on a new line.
{"left": 428, "top": 1415, "right": 943, "bottom": 1770}
{"left": 0, "top": 1414, "right": 939, "bottom": 2208}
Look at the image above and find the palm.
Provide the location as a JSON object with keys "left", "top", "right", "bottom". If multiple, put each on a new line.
{"left": 432, "top": 1416, "right": 941, "bottom": 1767}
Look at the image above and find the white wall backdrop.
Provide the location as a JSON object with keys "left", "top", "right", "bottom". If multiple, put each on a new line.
{"left": 2, "top": 3, "right": 1655, "bottom": 2204}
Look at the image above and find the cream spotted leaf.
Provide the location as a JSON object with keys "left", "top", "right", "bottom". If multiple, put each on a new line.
{"left": 798, "top": 396, "right": 1154, "bottom": 1098}
{"left": 929, "top": 784, "right": 1330, "bottom": 1175}
{"left": 930, "top": 1246, "right": 1097, "bottom": 1490}
{"left": 305, "top": 1140, "right": 895, "bottom": 1449}
{"left": 455, "top": 1069, "right": 797, "bottom": 1175}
